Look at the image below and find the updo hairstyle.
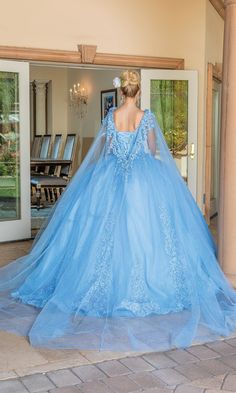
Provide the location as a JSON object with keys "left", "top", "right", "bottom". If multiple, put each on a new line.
{"left": 120, "top": 70, "right": 140, "bottom": 98}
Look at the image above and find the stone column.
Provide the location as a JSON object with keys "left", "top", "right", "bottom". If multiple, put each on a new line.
{"left": 218, "top": 0, "right": 236, "bottom": 287}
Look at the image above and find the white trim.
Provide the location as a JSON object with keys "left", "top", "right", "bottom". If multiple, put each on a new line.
{"left": 0, "top": 60, "right": 30, "bottom": 241}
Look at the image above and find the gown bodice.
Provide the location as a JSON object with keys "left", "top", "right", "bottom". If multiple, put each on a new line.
{"left": 103, "top": 108, "right": 156, "bottom": 174}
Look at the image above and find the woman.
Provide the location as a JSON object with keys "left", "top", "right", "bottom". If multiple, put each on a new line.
{"left": 0, "top": 70, "right": 236, "bottom": 352}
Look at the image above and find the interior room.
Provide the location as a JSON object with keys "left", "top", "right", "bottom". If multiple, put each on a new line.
{"left": 28, "top": 64, "right": 126, "bottom": 233}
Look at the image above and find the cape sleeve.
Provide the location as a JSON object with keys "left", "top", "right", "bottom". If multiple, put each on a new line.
{"left": 147, "top": 111, "right": 157, "bottom": 156}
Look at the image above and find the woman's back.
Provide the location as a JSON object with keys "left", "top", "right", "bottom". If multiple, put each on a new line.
{"left": 113, "top": 106, "right": 145, "bottom": 132}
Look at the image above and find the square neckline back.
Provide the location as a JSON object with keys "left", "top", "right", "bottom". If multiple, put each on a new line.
{"left": 112, "top": 107, "right": 147, "bottom": 134}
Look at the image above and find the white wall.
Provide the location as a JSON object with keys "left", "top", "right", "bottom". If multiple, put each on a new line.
{"left": 67, "top": 68, "right": 123, "bottom": 137}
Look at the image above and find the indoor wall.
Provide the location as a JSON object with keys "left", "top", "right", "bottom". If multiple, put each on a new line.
{"left": 67, "top": 68, "right": 122, "bottom": 138}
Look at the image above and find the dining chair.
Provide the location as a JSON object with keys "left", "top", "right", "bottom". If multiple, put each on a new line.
{"left": 60, "top": 134, "right": 76, "bottom": 177}
{"left": 31, "top": 133, "right": 78, "bottom": 209}
{"left": 31, "top": 135, "right": 42, "bottom": 158}
{"left": 51, "top": 134, "right": 62, "bottom": 159}
{"left": 39, "top": 134, "right": 52, "bottom": 158}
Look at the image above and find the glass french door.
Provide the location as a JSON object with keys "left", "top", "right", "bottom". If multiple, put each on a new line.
{"left": 141, "top": 69, "right": 198, "bottom": 200}
{"left": 0, "top": 60, "right": 30, "bottom": 242}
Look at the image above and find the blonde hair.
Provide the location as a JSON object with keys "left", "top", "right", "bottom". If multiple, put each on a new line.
{"left": 120, "top": 70, "right": 140, "bottom": 98}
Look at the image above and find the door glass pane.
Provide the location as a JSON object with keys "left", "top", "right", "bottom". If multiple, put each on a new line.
{"left": 0, "top": 71, "right": 20, "bottom": 221}
{"left": 150, "top": 80, "right": 188, "bottom": 182}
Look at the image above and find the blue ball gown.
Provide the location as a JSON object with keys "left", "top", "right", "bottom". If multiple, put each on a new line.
{"left": 0, "top": 107, "right": 236, "bottom": 351}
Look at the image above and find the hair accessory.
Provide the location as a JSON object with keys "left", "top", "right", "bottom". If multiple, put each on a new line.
{"left": 113, "top": 77, "right": 121, "bottom": 88}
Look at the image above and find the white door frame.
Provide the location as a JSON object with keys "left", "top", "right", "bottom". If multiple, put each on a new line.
{"left": 0, "top": 60, "right": 30, "bottom": 242}
{"left": 141, "top": 69, "right": 198, "bottom": 200}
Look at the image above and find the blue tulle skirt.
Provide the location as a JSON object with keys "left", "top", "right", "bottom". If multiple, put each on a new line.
{"left": 0, "top": 153, "right": 236, "bottom": 351}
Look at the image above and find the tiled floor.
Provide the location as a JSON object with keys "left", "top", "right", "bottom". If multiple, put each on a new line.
{"left": 1, "top": 339, "right": 236, "bottom": 392}
{"left": 1, "top": 217, "right": 236, "bottom": 392}
{"left": 0, "top": 239, "right": 33, "bottom": 268}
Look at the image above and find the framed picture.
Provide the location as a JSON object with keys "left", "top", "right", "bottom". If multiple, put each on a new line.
{"left": 101, "top": 89, "right": 117, "bottom": 121}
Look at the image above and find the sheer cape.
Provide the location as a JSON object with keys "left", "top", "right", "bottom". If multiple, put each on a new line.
{"left": 0, "top": 108, "right": 236, "bottom": 351}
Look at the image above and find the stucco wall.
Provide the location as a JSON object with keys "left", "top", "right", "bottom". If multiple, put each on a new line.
{"left": 0, "top": 0, "right": 206, "bottom": 59}
{"left": 205, "top": 1, "right": 224, "bottom": 64}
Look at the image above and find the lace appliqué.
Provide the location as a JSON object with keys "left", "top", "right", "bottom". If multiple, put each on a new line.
{"left": 159, "top": 203, "right": 191, "bottom": 310}
{"left": 11, "top": 281, "right": 56, "bottom": 308}
{"left": 72, "top": 212, "right": 115, "bottom": 317}
{"left": 105, "top": 109, "right": 153, "bottom": 179}
{"left": 12, "top": 213, "right": 115, "bottom": 315}
{"left": 117, "top": 258, "right": 161, "bottom": 316}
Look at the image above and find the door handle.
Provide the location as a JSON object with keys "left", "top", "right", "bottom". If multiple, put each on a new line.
{"left": 188, "top": 143, "right": 195, "bottom": 159}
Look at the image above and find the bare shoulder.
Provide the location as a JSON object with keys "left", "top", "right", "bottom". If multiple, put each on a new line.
{"left": 113, "top": 106, "right": 122, "bottom": 118}
{"left": 137, "top": 109, "right": 145, "bottom": 119}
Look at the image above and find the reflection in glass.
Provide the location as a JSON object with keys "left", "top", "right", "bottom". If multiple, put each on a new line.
{"left": 0, "top": 72, "right": 20, "bottom": 221}
{"left": 150, "top": 80, "right": 188, "bottom": 182}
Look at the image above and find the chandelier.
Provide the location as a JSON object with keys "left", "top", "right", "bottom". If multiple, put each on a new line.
{"left": 69, "top": 83, "right": 88, "bottom": 118}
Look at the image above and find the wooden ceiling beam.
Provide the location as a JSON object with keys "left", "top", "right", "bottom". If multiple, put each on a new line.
{"left": 0, "top": 45, "right": 184, "bottom": 69}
